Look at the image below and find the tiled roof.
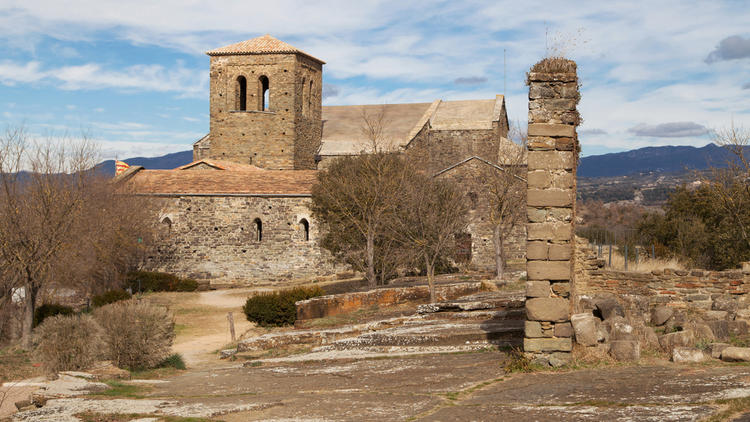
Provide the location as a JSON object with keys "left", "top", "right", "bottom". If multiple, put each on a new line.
{"left": 206, "top": 34, "right": 325, "bottom": 63}
{"left": 126, "top": 168, "right": 317, "bottom": 196}
{"left": 176, "top": 159, "right": 264, "bottom": 172}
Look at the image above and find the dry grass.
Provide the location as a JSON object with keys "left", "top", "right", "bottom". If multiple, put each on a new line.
{"left": 597, "top": 248, "right": 687, "bottom": 273}
{"left": 530, "top": 57, "right": 577, "bottom": 74}
{"left": 0, "top": 346, "right": 43, "bottom": 383}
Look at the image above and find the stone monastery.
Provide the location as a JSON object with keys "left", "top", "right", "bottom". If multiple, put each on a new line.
{"left": 118, "top": 35, "right": 525, "bottom": 285}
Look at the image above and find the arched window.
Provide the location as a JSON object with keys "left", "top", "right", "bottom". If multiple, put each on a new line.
{"left": 258, "top": 75, "right": 269, "bottom": 111}
{"left": 161, "top": 217, "right": 172, "bottom": 233}
{"left": 236, "top": 76, "right": 247, "bottom": 111}
{"left": 308, "top": 80, "right": 314, "bottom": 115}
{"left": 253, "top": 218, "right": 263, "bottom": 242}
{"left": 301, "top": 78, "right": 307, "bottom": 116}
{"left": 300, "top": 218, "right": 310, "bottom": 241}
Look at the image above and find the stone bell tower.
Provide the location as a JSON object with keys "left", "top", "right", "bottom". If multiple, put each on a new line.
{"left": 205, "top": 34, "right": 324, "bottom": 170}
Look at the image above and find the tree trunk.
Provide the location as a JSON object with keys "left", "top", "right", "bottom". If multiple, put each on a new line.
{"left": 493, "top": 224, "right": 504, "bottom": 281}
{"left": 21, "top": 282, "right": 35, "bottom": 350}
{"left": 425, "top": 255, "right": 436, "bottom": 303}
{"left": 366, "top": 231, "right": 376, "bottom": 288}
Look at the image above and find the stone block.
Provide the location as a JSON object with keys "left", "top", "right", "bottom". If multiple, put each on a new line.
{"left": 527, "top": 208, "right": 547, "bottom": 223}
{"left": 710, "top": 342, "right": 731, "bottom": 359}
{"left": 527, "top": 189, "right": 573, "bottom": 207}
{"left": 525, "top": 320, "right": 544, "bottom": 338}
{"left": 527, "top": 223, "right": 572, "bottom": 241}
{"left": 551, "top": 282, "right": 570, "bottom": 297}
{"left": 526, "top": 297, "right": 570, "bottom": 322}
{"left": 527, "top": 151, "right": 575, "bottom": 171}
{"left": 548, "top": 244, "right": 572, "bottom": 260}
{"left": 571, "top": 313, "right": 599, "bottom": 346}
{"left": 651, "top": 306, "right": 674, "bottom": 326}
{"left": 594, "top": 298, "right": 625, "bottom": 321}
{"left": 706, "top": 320, "right": 728, "bottom": 340}
{"left": 548, "top": 352, "right": 572, "bottom": 367}
{"left": 704, "top": 310, "right": 728, "bottom": 321}
{"left": 743, "top": 261, "right": 750, "bottom": 274}
{"left": 527, "top": 72, "right": 577, "bottom": 83}
{"left": 525, "top": 280, "right": 550, "bottom": 298}
{"left": 721, "top": 347, "right": 750, "bottom": 362}
{"left": 528, "top": 261, "right": 571, "bottom": 281}
{"left": 528, "top": 139, "right": 555, "bottom": 151}
{"left": 527, "top": 171, "right": 551, "bottom": 189}
{"left": 672, "top": 347, "right": 706, "bottom": 363}
{"left": 555, "top": 322, "right": 574, "bottom": 338}
{"left": 610, "top": 340, "right": 640, "bottom": 362}
{"left": 526, "top": 242, "right": 548, "bottom": 260}
{"left": 555, "top": 137, "right": 576, "bottom": 151}
{"left": 523, "top": 337, "right": 573, "bottom": 352}
{"left": 658, "top": 330, "right": 696, "bottom": 353}
{"left": 550, "top": 172, "right": 574, "bottom": 189}
{"left": 528, "top": 124, "right": 576, "bottom": 138}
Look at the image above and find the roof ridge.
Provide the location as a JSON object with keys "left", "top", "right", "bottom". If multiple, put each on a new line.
{"left": 206, "top": 34, "right": 325, "bottom": 64}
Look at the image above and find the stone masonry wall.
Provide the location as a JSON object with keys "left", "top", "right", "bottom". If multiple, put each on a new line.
{"left": 523, "top": 60, "right": 580, "bottom": 366}
{"left": 144, "top": 195, "right": 339, "bottom": 285}
{"left": 208, "top": 53, "right": 322, "bottom": 169}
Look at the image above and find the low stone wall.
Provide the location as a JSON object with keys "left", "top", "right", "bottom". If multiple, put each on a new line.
{"left": 576, "top": 240, "right": 750, "bottom": 314}
{"left": 296, "top": 282, "right": 485, "bottom": 321}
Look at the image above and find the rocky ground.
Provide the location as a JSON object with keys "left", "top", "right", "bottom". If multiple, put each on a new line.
{"left": 8, "top": 283, "right": 750, "bottom": 421}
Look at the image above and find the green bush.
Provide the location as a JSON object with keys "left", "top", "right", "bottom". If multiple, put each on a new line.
{"left": 94, "top": 300, "right": 175, "bottom": 370}
{"left": 34, "top": 314, "right": 104, "bottom": 374}
{"left": 91, "top": 289, "right": 132, "bottom": 308}
{"left": 33, "top": 304, "right": 74, "bottom": 327}
{"left": 158, "top": 353, "right": 186, "bottom": 370}
{"left": 243, "top": 286, "right": 325, "bottom": 327}
{"left": 126, "top": 271, "right": 198, "bottom": 293}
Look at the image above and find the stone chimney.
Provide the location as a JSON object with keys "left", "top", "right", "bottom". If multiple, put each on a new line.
{"left": 523, "top": 59, "right": 580, "bottom": 366}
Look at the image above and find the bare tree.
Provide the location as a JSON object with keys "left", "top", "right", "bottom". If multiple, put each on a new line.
{"left": 360, "top": 105, "right": 394, "bottom": 153}
{"left": 480, "top": 138, "right": 527, "bottom": 280}
{"left": 0, "top": 127, "right": 155, "bottom": 348}
{"left": 311, "top": 152, "right": 410, "bottom": 287}
{"left": 392, "top": 172, "right": 469, "bottom": 302}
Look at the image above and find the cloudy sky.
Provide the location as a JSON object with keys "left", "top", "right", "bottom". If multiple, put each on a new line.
{"left": 0, "top": 0, "right": 749, "bottom": 159}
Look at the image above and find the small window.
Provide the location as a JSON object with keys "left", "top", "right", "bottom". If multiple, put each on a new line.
{"left": 300, "top": 218, "right": 310, "bottom": 241}
{"left": 254, "top": 218, "right": 263, "bottom": 242}
{"left": 301, "top": 78, "right": 307, "bottom": 116}
{"left": 236, "top": 76, "right": 247, "bottom": 111}
{"left": 258, "top": 75, "right": 269, "bottom": 111}
{"left": 308, "top": 80, "right": 314, "bottom": 115}
{"left": 161, "top": 217, "right": 172, "bottom": 233}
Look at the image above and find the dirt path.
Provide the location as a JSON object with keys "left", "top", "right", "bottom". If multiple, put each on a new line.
{"left": 148, "top": 288, "right": 268, "bottom": 368}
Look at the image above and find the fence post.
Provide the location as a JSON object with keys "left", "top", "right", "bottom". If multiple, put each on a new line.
{"left": 227, "top": 312, "right": 236, "bottom": 342}
{"left": 652, "top": 244, "right": 656, "bottom": 260}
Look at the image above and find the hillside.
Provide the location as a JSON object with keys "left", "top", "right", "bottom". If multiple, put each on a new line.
{"left": 98, "top": 150, "right": 194, "bottom": 176}
{"left": 578, "top": 143, "right": 746, "bottom": 178}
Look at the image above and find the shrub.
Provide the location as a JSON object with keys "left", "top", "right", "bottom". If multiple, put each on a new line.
{"left": 34, "top": 314, "right": 104, "bottom": 374}
{"left": 33, "top": 304, "right": 74, "bottom": 327}
{"left": 126, "top": 271, "right": 199, "bottom": 292}
{"left": 158, "top": 353, "right": 186, "bottom": 370}
{"left": 94, "top": 300, "right": 175, "bottom": 370}
{"left": 243, "top": 285, "right": 324, "bottom": 327}
{"left": 91, "top": 289, "right": 132, "bottom": 308}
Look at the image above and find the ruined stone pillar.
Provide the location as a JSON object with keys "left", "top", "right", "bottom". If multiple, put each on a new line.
{"left": 523, "top": 59, "right": 580, "bottom": 366}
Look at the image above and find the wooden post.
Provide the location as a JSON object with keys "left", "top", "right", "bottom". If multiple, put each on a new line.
{"left": 227, "top": 312, "right": 236, "bottom": 342}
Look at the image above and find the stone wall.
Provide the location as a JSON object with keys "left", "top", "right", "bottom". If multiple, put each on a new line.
{"left": 144, "top": 195, "right": 339, "bottom": 285}
{"left": 576, "top": 239, "right": 750, "bottom": 315}
{"left": 523, "top": 59, "right": 581, "bottom": 366}
{"left": 207, "top": 53, "right": 322, "bottom": 169}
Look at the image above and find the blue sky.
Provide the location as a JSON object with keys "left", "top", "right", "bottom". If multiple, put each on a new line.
{"left": 1, "top": 0, "right": 749, "bottom": 159}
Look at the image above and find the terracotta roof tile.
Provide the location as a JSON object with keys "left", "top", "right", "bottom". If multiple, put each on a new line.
{"left": 127, "top": 168, "right": 317, "bottom": 196}
{"left": 176, "top": 159, "right": 265, "bottom": 172}
{"left": 206, "top": 34, "right": 325, "bottom": 63}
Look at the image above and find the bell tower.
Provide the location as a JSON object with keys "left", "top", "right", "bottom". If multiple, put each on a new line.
{"left": 206, "top": 35, "right": 324, "bottom": 170}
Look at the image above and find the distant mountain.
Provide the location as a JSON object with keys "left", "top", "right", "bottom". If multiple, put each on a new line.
{"left": 578, "top": 143, "right": 748, "bottom": 178}
{"left": 98, "top": 150, "right": 193, "bottom": 176}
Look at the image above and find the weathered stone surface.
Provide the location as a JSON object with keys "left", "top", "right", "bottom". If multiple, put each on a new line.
{"left": 527, "top": 261, "right": 570, "bottom": 281}
{"left": 610, "top": 340, "right": 640, "bottom": 362}
{"left": 528, "top": 124, "right": 576, "bottom": 138}
{"left": 523, "top": 337, "right": 573, "bottom": 352}
{"left": 706, "top": 320, "right": 729, "bottom": 340}
{"left": 548, "top": 352, "right": 571, "bottom": 367}
{"left": 704, "top": 310, "right": 729, "bottom": 321}
{"left": 527, "top": 222, "right": 572, "bottom": 242}
{"left": 527, "top": 151, "right": 575, "bottom": 171}
{"left": 548, "top": 244, "right": 572, "bottom": 261}
{"left": 711, "top": 342, "right": 731, "bottom": 359}
{"left": 525, "top": 321, "right": 543, "bottom": 338}
{"left": 659, "top": 330, "right": 696, "bottom": 353}
{"left": 672, "top": 347, "right": 706, "bottom": 363}
{"left": 571, "top": 313, "right": 599, "bottom": 346}
{"left": 526, "top": 242, "right": 548, "bottom": 260}
{"left": 595, "top": 298, "right": 625, "bottom": 321}
{"left": 605, "top": 316, "right": 636, "bottom": 341}
{"left": 713, "top": 295, "right": 739, "bottom": 314}
{"left": 721, "top": 347, "right": 750, "bottom": 362}
{"left": 527, "top": 189, "right": 573, "bottom": 207}
{"left": 526, "top": 298, "right": 570, "bottom": 322}
{"left": 651, "top": 306, "right": 674, "bottom": 326}
{"left": 525, "top": 280, "right": 550, "bottom": 298}
{"left": 554, "top": 322, "right": 573, "bottom": 338}
{"left": 688, "top": 322, "right": 716, "bottom": 342}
